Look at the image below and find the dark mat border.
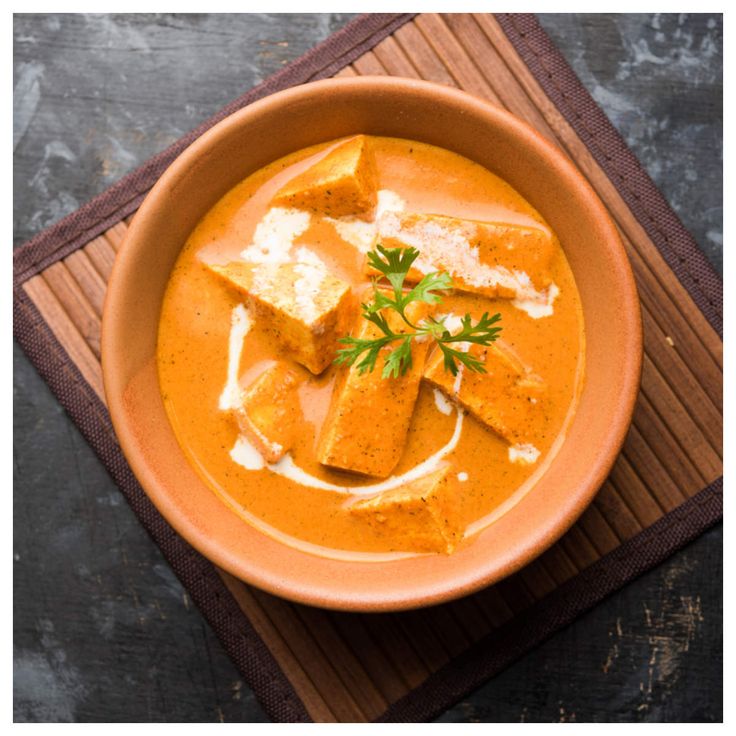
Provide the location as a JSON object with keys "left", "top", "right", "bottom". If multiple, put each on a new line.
{"left": 13, "top": 12, "right": 723, "bottom": 723}
{"left": 378, "top": 480, "right": 722, "bottom": 722}
{"left": 13, "top": 287, "right": 312, "bottom": 723}
{"left": 12, "top": 12, "right": 416, "bottom": 287}
{"left": 496, "top": 14, "right": 723, "bottom": 338}
{"left": 12, "top": 12, "right": 416, "bottom": 723}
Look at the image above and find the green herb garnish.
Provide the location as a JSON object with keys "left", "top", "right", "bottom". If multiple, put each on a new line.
{"left": 335, "top": 245, "right": 502, "bottom": 379}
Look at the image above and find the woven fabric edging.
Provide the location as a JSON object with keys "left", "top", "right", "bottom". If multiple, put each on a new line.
{"left": 377, "top": 479, "right": 722, "bottom": 722}
{"left": 13, "top": 287, "right": 311, "bottom": 723}
{"left": 496, "top": 13, "right": 723, "bottom": 337}
{"left": 12, "top": 15, "right": 417, "bottom": 720}
{"left": 14, "top": 275, "right": 724, "bottom": 724}
{"left": 12, "top": 13, "right": 415, "bottom": 287}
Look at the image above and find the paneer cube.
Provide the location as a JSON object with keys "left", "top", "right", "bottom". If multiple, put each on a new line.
{"left": 317, "top": 299, "right": 430, "bottom": 478}
{"left": 208, "top": 261, "right": 355, "bottom": 374}
{"left": 272, "top": 135, "right": 378, "bottom": 220}
{"left": 347, "top": 468, "right": 461, "bottom": 554}
{"left": 372, "top": 211, "right": 555, "bottom": 299}
{"left": 423, "top": 340, "right": 546, "bottom": 444}
{"left": 233, "top": 362, "right": 306, "bottom": 463}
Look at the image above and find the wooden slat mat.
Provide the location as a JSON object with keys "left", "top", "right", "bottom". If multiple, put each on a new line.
{"left": 13, "top": 13, "right": 722, "bottom": 723}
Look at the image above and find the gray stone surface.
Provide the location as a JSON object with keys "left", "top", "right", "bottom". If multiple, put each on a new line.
{"left": 14, "top": 13, "right": 721, "bottom": 723}
{"left": 539, "top": 13, "right": 723, "bottom": 275}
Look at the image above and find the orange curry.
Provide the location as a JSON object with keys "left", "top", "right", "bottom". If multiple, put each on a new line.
{"left": 157, "top": 135, "right": 585, "bottom": 559}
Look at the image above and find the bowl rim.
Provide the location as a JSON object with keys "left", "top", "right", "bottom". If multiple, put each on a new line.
{"left": 102, "top": 76, "right": 643, "bottom": 611}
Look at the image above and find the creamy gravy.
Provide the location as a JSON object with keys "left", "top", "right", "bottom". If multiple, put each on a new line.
{"left": 157, "top": 136, "right": 585, "bottom": 558}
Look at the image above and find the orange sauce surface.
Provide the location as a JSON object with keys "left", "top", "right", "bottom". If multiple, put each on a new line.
{"left": 157, "top": 136, "right": 585, "bottom": 559}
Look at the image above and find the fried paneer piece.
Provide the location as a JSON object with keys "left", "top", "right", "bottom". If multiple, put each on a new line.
{"left": 372, "top": 212, "right": 555, "bottom": 298}
{"left": 347, "top": 468, "right": 461, "bottom": 554}
{"left": 317, "top": 300, "right": 430, "bottom": 479}
{"left": 424, "top": 340, "right": 546, "bottom": 444}
{"left": 272, "top": 135, "right": 378, "bottom": 220}
{"left": 208, "top": 261, "right": 355, "bottom": 375}
{"left": 233, "top": 362, "right": 306, "bottom": 463}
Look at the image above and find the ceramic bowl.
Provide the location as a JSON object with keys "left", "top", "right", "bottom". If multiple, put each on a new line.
{"left": 102, "top": 77, "right": 642, "bottom": 611}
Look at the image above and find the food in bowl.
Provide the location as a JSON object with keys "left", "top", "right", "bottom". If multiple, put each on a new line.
{"left": 157, "top": 133, "right": 585, "bottom": 559}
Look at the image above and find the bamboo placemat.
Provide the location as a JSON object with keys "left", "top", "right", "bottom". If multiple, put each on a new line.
{"left": 13, "top": 13, "right": 722, "bottom": 723}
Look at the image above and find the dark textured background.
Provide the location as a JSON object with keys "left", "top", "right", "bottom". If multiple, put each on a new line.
{"left": 13, "top": 14, "right": 722, "bottom": 722}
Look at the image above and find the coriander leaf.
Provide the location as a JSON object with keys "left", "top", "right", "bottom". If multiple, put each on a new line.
{"left": 438, "top": 343, "right": 488, "bottom": 376}
{"left": 367, "top": 244, "right": 420, "bottom": 301}
{"left": 364, "top": 289, "right": 398, "bottom": 315}
{"left": 356, "top": 344, "right": 386, "bottom": 374}
{"left": 362, "top": 308, "right": 395, "bottom": 338}
{"left": 403, "top": 271, "right": 453, "bottom": 309}
{"left": 335, "top": 334, "right": 394, "bottom": 374}
{"left": 440, "top": 312, "right": 502, "bottom": 345}
{"left": 333, "top": 246, "right": 503, "bottom": 379}
{"left": 382, "top": 336, "right": 414, "bottom": 379}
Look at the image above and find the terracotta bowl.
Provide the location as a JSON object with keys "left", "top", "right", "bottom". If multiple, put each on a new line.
{"left": 102, "top": 77, "right": 642, "bottom": 611}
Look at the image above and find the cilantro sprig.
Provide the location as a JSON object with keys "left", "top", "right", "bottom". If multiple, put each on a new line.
{"left": 335, "top": 245, "right": 502, "bottom": 379}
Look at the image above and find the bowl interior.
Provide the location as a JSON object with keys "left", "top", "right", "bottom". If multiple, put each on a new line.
{"left": 102, "top": 78, "right": 641, "bottom": 611}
